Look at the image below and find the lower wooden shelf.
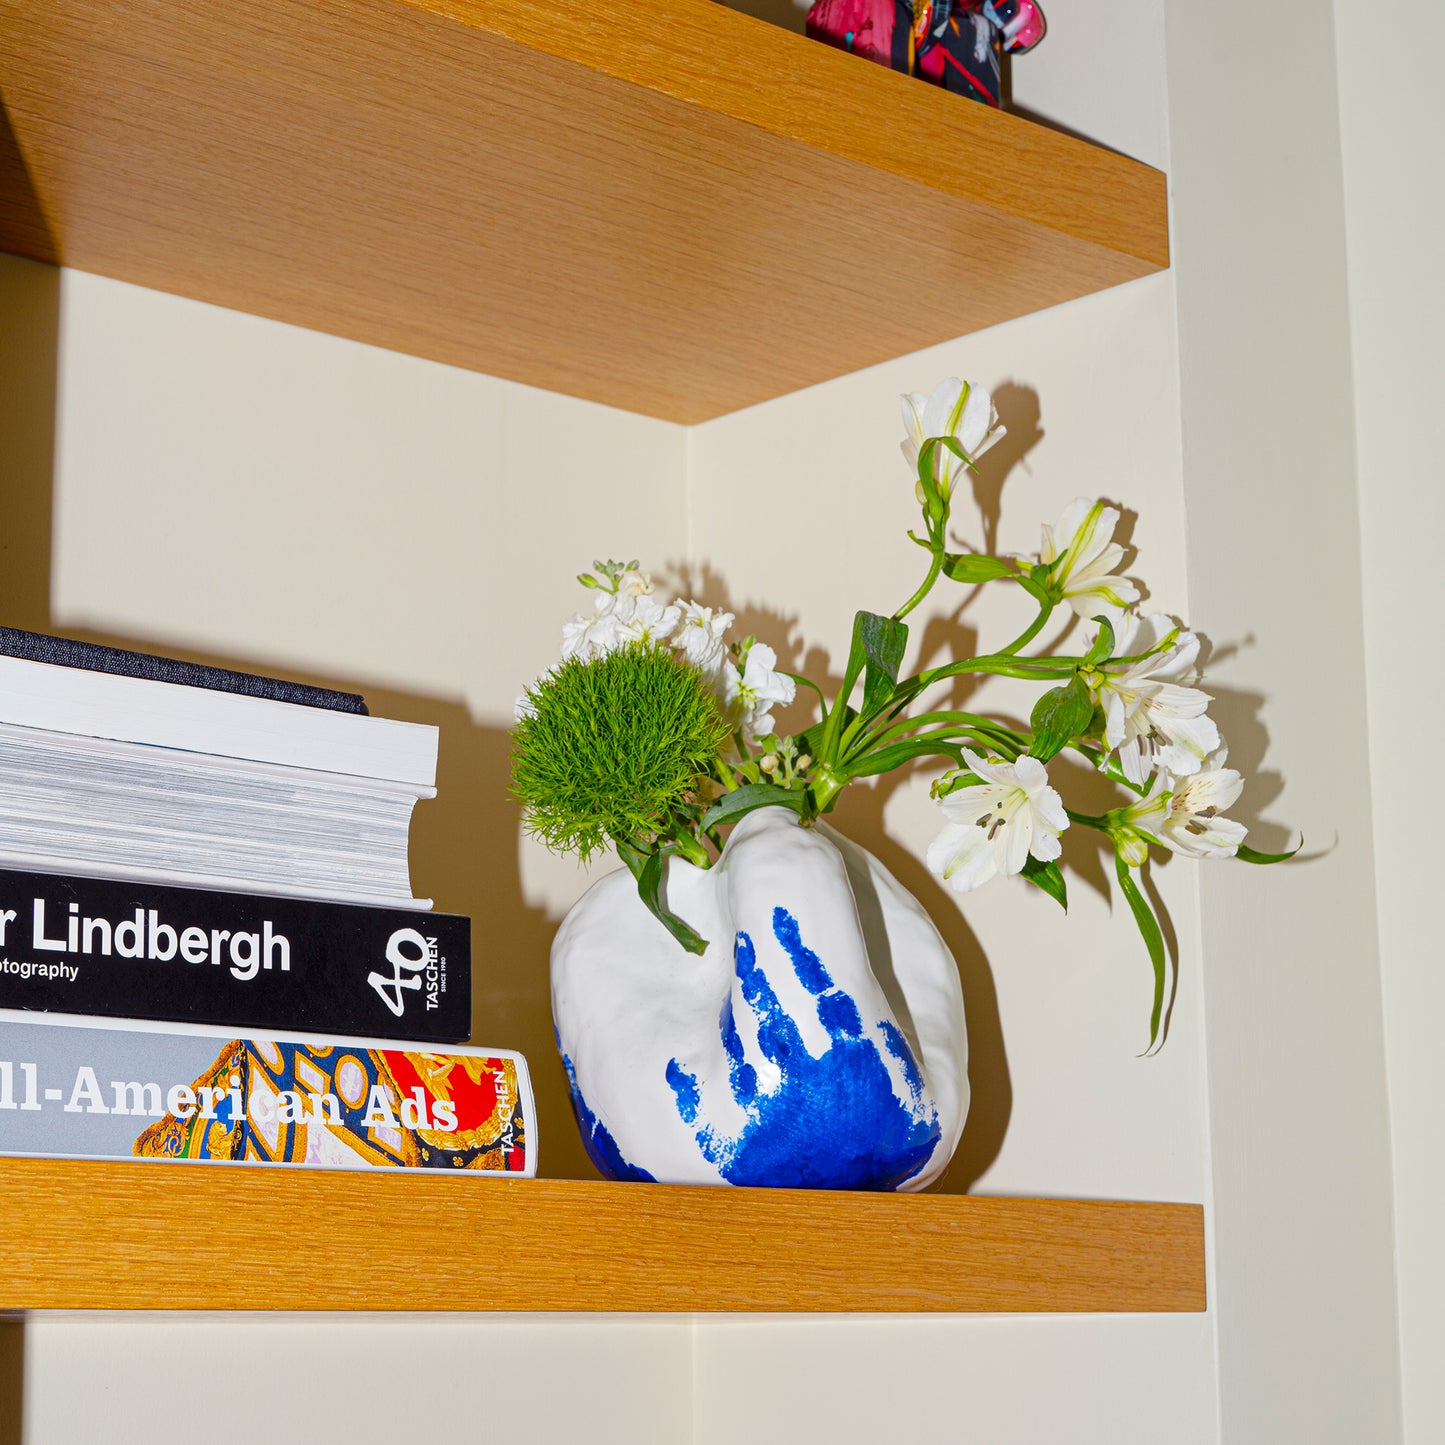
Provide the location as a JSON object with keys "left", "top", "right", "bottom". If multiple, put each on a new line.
{"left": 0, "top": 1159, "right": 1204, "bottom": 1312}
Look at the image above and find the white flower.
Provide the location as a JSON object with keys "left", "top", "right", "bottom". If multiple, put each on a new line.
{"left": 562, "top": 568, "right": 677, "bottom": 658}
{"left": 1120, "top": 750, "right": 1247, "bottom": 860}
{"left": 901, "top": 378, "right": 1005, "bottom": 500}
{"left": 1039, "top": 497, "right": 1141, "bottom": 622}
{"left": 514, "top": 692, "right": 537, "bottom": 722}
{"left": 613, "top": 567, "right": 654, "bottom": 603}
{"left": 676, "top": 601, "right": 734, "bottom": 676}
{"left": 926, "top": 749, "right": 1068, "bottom": 893}
{"left": 1088, "top": 614, "right": 1219, "bottom": 786}
{"left": 614, "top": 593, "right": 681, "bottom": 648}
{"left": 721, "top": 643, "right": 796, "bottom": 738}
{"left": 560, "top": 594, "right": 623, "bottom": 660}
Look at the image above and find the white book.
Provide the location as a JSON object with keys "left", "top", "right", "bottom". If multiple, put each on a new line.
{"left": 0, "top": 722, "right": 432, "bottom": 908}
{"left": 0, "top": 653, "right": 437, "bottom": 787}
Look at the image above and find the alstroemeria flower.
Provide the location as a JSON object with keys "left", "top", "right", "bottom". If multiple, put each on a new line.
{"left": 1039, "top": 497, "right": 1141, "bottom": 622}
{"left": 926, "top": 749, "right": 1068, "bottom": 893}
{"left": 722, "top": 642, "right": 796, "bottom": 738}
{"left": 676, "top": 601, "right": 734, "bottom": 677}
{"left": 1117, "top": 750, "right": 1247, "bottom": 860}
{"left": 901, "top": 378, "right": 1005, "bottom": 501}
{"left": 1088, "top": 613, "right": 1219, "bottom": 786}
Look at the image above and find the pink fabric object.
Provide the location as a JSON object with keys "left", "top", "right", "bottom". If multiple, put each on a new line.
{"left": 805, "top": 0, "right": 899, "bottom": 69}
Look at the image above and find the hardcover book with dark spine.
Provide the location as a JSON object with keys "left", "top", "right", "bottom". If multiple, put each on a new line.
{"left": 0, "top": 1012, "right": 533, "bottom": 1177}
{"left": 0, "top": 868, "right": 470, "bottom": 1042}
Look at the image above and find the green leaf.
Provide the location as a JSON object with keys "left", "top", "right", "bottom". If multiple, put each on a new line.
{"left": 1028, "top": 673, "right": 1095, "bottom": 763}
{"left": 1236, "top": 839, "right": 1302, "bottom": 864}
{"left": 843, "top": 739, "right": 964, "bottom": 777}
{"left": 1083, "top": 616, "right": 1116, "bottom": 667}
{"left": 798, "top": 708, "right": 852, "bottom": 762}
{"left": 1021, "top": 855, "right": 1067, "bottom": 910}
{"left": 820, "top": 612, "right": 906, "bottom": 763}
{"left": 941, "top": 552, "right": 1015, "bottom": 584}
{"left": 621, "top": 845, "right": 709, "bottom": 956}
{"left": 780, "top": 670, "right": 827, "bottom": 711}
{"left": 857, "top": 611, "right": 910, "bottom": 716}
{"left": 699, "top": 783, "right": 809, "bottom": 832}
{"left": 1114, "top": 853, "right": 1169, "bottom": 1053}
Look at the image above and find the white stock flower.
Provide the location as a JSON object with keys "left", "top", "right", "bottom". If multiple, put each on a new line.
{"left": 1120, "top": 750, "right": 1247, "bottom": 860}
{"left": 722, "top": 643, "right": 796, "bottom": 738}
{"left": 1039, "top": 497, "right": 1141, "bottom": 622}
{"left": 926, "top": 749, "right": 1068, "bottom": 893}
{"left": 1089, "top": 614, "right": 1219, "bottom": 786}
{"left": 560, "top": 595, "right": 623, "bottom": 660}
{"left": 613, "top": 567, "right": 654, "bottom": 603}
{"left": 900, "top": 377, "right": 1005, "bottom": 500}
{"left": 514, "top": 692, "right": 537, "bottom": 722}
{"left": 562, "top": 568, "right": 676, "bottom": 659}
{"left": 676, "top": 601, "right": 734, "bottom": 676}
{"left": 614, "top": 593, "right": 681, "bottom": 648}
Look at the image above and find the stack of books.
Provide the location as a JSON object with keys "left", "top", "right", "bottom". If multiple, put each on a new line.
{"left": 0, "top": 628, "right": 536, "bottom": 1178}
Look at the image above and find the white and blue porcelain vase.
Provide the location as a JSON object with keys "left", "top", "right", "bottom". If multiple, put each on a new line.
{"left": 551, "top": 807, "right": 968, "bottom": 1190}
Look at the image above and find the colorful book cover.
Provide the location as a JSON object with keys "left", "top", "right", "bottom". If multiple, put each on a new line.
{"left": 0, "top": 867, "right": 470, "bottom": 1042}
{"left": 0, "top": 1012, "right": 535, "bottom": 1177}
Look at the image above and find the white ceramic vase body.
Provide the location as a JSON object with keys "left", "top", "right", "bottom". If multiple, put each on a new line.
{"left": 551, "top": 807, "right": 968, "bottom": 1190}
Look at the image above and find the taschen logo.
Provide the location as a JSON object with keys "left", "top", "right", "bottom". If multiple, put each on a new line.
{"left": 367, "top": 927, "right": 442, "bottom": 1018}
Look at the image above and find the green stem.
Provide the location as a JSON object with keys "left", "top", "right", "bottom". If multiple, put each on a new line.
{"left": 811, "top": 765, "right": 847, "bottom": 814}
{"left": 1070, "top": 742, "right": 1151, "bottom": 796}
{"left": 846, "top": 709, "right": 1026, "bottom": 760}
{"left": 668, "top": 829, "right": 710, "bottom": 868}
{"left": 996, "top": 576, "right": 1056, "bottom": 658}
{"left": 893, "top": 545, "right": 944, "bottom": 623}
{"left": 855, "top": 724, "right": 1022, "bottom": 760}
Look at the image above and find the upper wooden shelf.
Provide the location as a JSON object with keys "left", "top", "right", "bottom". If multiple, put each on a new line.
{"left": 0, "top": 1158, "right": 1203, "bottom": 1312}
{"left": 0, "top": 0, "right": 1168, "bottom": 423}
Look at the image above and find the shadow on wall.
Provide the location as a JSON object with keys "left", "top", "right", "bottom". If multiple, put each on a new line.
{"left": 715, "top": 0, "right": 807, "bottom": 34}
{"left": 0, "top": 1321, "right": 21, "bottom": 1445}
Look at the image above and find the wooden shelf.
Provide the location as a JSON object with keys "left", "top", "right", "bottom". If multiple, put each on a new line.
{"left": 0, "top": 1158, "right": 1203, "bottom": 1312}
{"left": 0, "top": 0, "right": 1167, "bottom": 423}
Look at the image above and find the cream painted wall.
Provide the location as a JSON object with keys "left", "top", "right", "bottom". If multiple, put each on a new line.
{"left": 1333, "top": 1, "right": 1445, "bottom": 1439}
{"left": 1165, "top": 2, "right": 1401, "bottom": 1440}
{"left": 0, "top": 0, "right": 1413, "bottom": 1440}
{"left": 20, "top": 1314, "right": 693, "bottom": 1445}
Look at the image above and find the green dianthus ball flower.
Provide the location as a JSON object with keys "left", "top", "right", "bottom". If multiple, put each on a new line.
{"left": 511, "top": 645, "right": 731, "bottom": 863}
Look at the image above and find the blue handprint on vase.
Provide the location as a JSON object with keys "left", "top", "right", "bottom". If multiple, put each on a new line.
{"left": 666, "top": 907, "right": 941, "bottom": 1190}
{"left": 560, "top": 1039, "right": 657, "bottom": 1183}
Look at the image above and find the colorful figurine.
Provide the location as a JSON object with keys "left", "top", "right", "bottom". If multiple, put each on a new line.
{"left": 805, "top": 0, "right": 1046, "bottom": 107}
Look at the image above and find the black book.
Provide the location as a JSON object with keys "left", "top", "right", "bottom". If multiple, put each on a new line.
{"left": 0, "top": 868, "right": 470, "bottom": 1043}
{"left": 0, "top": 626, "right": 368, "bottom": 713}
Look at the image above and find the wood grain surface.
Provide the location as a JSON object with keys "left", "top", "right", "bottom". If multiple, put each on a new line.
{"left": 0, "top": 1159, "right": 1204, "bottom": 1312}
{"left": 0, "top": 0, "right": 1168, "bottom": 422}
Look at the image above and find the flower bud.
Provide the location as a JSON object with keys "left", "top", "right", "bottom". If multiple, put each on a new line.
{"left": 1115, "top": 830, "right": 1152, "bottom": 868}
{"left": 760, "top": 754, "right": 779, "bottom": 774}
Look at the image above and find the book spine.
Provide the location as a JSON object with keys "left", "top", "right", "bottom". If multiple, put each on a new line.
{"left": 0, "top": 1011, "right": 534, "bottom": 1177}
{"left": 0, "top": 626, "right": 369, "bottom": 713}
{"left": 0, "top": 868, "right": 470, "bottom": 1043}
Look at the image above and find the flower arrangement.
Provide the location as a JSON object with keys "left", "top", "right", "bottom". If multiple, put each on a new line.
{"left": 513, "top": 378, "right": 1292, "bottom": 1050}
